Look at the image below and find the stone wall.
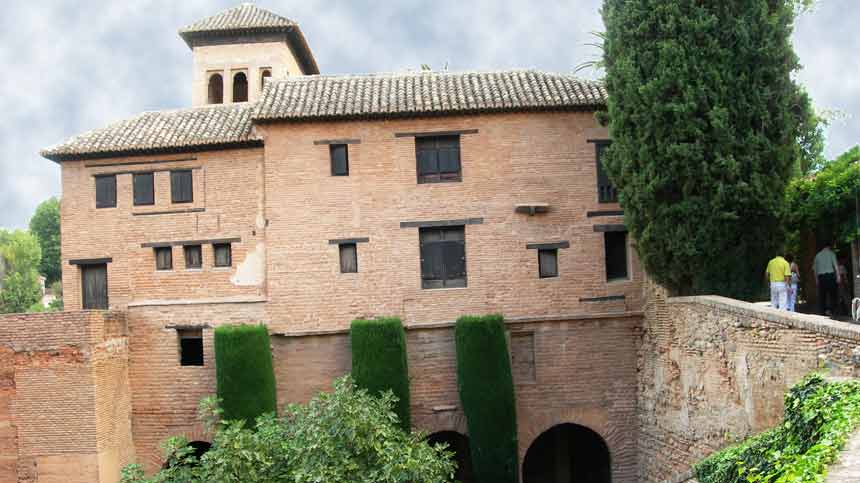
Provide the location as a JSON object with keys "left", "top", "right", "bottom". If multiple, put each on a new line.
{"left": 638, "top": 292, "right": 860, "bottom": 482}
{"left": 0, "top": 310, "right": 132, "bottom": 483}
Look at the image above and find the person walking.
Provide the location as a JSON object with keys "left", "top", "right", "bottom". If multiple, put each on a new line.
{"left": 813, "top": 241, "right": 840, "bottom": 316}
{"left": 786, "top": 254, "right": 800, "bottom": 312}
{"left": 765, "top": 253, "right": 791, "bottom": 311}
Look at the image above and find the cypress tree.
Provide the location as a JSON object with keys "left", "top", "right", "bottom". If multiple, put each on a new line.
{"left": 214, "top": 324, "right": 277, "bottom": 427}
{"left": 602, "top": 0, "right": 816, "bottom": 299}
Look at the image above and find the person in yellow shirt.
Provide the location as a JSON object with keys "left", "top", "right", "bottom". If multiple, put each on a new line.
{"left": 765, "top": 253, "right": 792, "bottom": 310}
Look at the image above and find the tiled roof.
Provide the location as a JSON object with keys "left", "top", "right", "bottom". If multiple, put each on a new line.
{"left": 41, "top": 103, "right": 260, "bottom": 161}
{"left": 253, "top": 70, "right": 606, "bottom": 122}
{"left": 179, "top": 3, "right": 296, "bottom": 36}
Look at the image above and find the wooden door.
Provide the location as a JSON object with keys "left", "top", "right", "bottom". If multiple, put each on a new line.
{"left": 81, "top": 264, "right": 108, "bottom": 309}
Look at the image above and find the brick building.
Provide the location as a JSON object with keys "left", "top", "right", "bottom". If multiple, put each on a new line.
{"left": 33, "top": 4, "right": 646, "bottom": 482}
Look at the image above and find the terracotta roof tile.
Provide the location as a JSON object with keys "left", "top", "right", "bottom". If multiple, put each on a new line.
{"left": 179, "top": 3, "right": 296, "bottom": 36}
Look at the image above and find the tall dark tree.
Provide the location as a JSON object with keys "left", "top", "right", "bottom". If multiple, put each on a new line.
{"left": 29, "top": 198, "right": 61, "bottom": 285}
{"left": 602, "top": 0, "right": 817, "bottom": 299}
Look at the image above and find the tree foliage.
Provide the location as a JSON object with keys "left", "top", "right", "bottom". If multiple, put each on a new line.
{"left": 214, "top": 324, "right": 277, "bottom": 427}
{"left": 119, "top": 377, "right": 456, "bottom": 483}
{"left": 0, "top": 230, "right": 43, "bottom": 314}
{"left": 29, "top": 198, "right": 61, "bottom": 285}
{"left": 602, "top": 0, "right": 818, "bottom": 299}
{"left": 350, "top": 317, "right": 411, "bottom": 431}
{"left": 455, "top": 314, "right": 518, "bottom": 483}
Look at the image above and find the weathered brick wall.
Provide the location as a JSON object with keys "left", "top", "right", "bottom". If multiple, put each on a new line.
{"left": 637, "top": 291, "right": 860, "bottom": 482}
{"left": 0, "top": 310, "right": 131, "bottom": 483}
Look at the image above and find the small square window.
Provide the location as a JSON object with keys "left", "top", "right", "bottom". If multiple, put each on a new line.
{"left": 330, "top": 144, "right": 349, "bottom": 176}
{"left": 155, "top": 247, "right": 173, "bottom": 271}
{"left": 171, "top": 170, "right": 193, "bottom": 204}
{"left": 339, "top": 243, "right": 358, "bottom": 273}
{"left": 213, "top": 243, "right": 232, "bottom": 267}
{"left": 605, "top": 231, "right": 629, "bottom": 281}
{"left": 538, "top": 249, "right": 558, "bottom": 278}
{"left": 95, "top": 175, "right": 117, "bottom": 208}
{"left": 184, "top": 245, "right": 202, "bottom": 269}
{"left": 178, "top": 329, "right": 204, "bottom": 366}
{"left": 133, "top": 172, "right": 155, "bottom": 206}
{"left": 416, "top": 136, "right": 461, "bottom": 183}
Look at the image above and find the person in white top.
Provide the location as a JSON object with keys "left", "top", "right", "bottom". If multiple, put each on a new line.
{"left": 813, "top": 241, "right": 840, "bottom": 316}
{"left": 786, "top": 254, "right": 800, "bottom": 312}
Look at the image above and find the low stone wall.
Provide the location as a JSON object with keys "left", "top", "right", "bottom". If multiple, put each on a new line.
{"left": 0, "top": 310, "right": 132, "bottom": 483}
{"left": 638, "top": 292, "right": 860, "bottom": 482}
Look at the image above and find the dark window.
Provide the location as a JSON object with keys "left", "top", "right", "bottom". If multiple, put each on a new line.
{"left": 178, "top": 329, "right": 204, "bottom": 366}
{"left": 95, "top": 175, "right": 116, "bottom": 208}
{"left": 171, "top": 170, "right": 193, "bottom": 204}
{"left": 419, "top": 226, "right": 466, "bottom": 289}
{"left": 339, "top": 243, "right": 358, "bottom": 273}
{"left": 416, "top": 135, "right": 461, "bottom": 183}
{"left": 81, "top": 263, "right": 108, "bottom": 309}
{"left": 133, "top": 172, "right": 154, "bottom": 206}
{"left": 184, "top": 245, "right": 202, "bottom": 269}
{"left": 208, "top": 73, "right": 223, "bottom": 104}
{"left": 233, "top": 72, "right": 248, "bottom": 102}
{"left": 260, "top": 69, "right": 272, "bottom": 89}
{"left": 596, "top": 142, "right": 618, "bottom": 203}
{"left": 538, "top": 249, "right": 558, "bottom": 278}
{"left": 330, "top": 144, "right": 349, "bottom": 176}
{"left": 155, "top": 247, "right": 173, "bottom": 271}
{"left": 213, "top": 243, "right": 232, "bottom": 267}
{"left": 605, "top": 231, "right": 628, "bottom": 281}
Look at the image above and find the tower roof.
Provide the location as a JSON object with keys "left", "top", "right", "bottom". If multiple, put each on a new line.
{"left": 178, "top": 3, "right": 319, "bottom": 74}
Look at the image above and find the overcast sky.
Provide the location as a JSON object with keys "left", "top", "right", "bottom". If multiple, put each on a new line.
{"left": 0, "top": 0, "right": 856, "bottom": 229}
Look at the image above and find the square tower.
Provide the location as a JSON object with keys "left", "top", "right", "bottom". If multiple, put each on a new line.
{"left": 179, "top": 3, "right": 319, "bottom": 106}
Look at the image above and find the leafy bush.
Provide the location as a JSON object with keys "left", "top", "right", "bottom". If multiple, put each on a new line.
{"left": 214, "top": 324, "right": 277, "bottom": 426}
{"left": 695, "top": 374, "right": 860, "bottom": 483}
{"left": 350, "top": 317, "right": 411, "bottom": 430}
{"left": 455, "top": 314, "right": 518, "bottom": 483}
{"left": 119, "top": 377, "right": 455, "bottom": 483}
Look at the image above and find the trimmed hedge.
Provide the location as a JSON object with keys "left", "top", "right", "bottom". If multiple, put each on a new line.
{"left": 455, "top": 314, "right": 518, "bottom": 483}
{"left": 350, "top": 317, "right": 411, "bottom": 430}
{"left": 214, "top": 324, "right": 277, "bottom": 427}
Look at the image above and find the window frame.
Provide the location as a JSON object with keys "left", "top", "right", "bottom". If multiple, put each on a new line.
{"left": 94, "top": 175, "right": 117, "bottom": 209}
{"left": 213, "top": 243, "right": 232, "bottom": 268}
{"left": 184, "top": 245, "right": 202, "bottom": 270}
{"left": 154, "top": 246, "right": 173, "bottom": 271}
{"left": 208, "top": 72, "right": 224, "bottom": 104}
{"left": 595, "top": 141, "right": 618, "bottom": 204}
{"left": 604, "top": 231, "right": 629, "bottom": 282}
{"left": 178, "top": 328, "right": 204, "bottom": 366}
{"left": 232, "top": 71, "right": 248, "bottom": 103}
{"left": 330, "top": 144, "right": 350, "bottom": 176}
{"left": 416, "top": 135, "right": 462, "bottom": 184}
{"left": 170, "top": 170, "right": 194, "bottom": 204}
{"left": 339, "top": 242, "right": 358, "bottom": 273}
{"left": 132, "top": 172, "right": 155, "bottom": 206}
{"left": 538, "top": 248, "right": 559, "bottom": 278}
{"left": 419, "top": 226, "right": 467, "bottom": 289}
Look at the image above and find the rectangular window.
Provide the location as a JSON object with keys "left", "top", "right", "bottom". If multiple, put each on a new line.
{"left": 81, "top": 263, "right": 108, "bottom": 309}
{"left": 95, "top": 175, "right": 117, "bottom": 208}
{"left": 178, "top": 329, "right": 204, "bottom": 366}
{"left": 133, "top": 172, "right": 155, "bottom": 206}
{"left": 605, "top": 231, "right": 629, "bottom": 281}
{"left": 330, "top": 144, "right": 349, "bottom": 176}
{"left": 419, "top": 226, "right": 466, "bottom": 289}
{"left": 538, "top": 248, "right": 558, "bottom": 278}
{"left": 596, "top": 142, "right": 618, "bottom": 203}
{"left": 213, "top": 243, "right": 232, "bottom": 267}
{"left": 184, "top": 245, "right": 202, "bottom": 269}
{"left": 416, "top": 135, "right": 461, "bottom": 183}
{"left": 339, "top": 243, "right": 358, "bottom": 273}
{"left": 155, "top": 247, "right": 173, "bottom": 271}
{"left": 170, "top": 170, "right": 193, "bottom": 204}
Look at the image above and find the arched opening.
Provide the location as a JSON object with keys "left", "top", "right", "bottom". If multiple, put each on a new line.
{"left": 522, "top": 423, "right": 611, "bottom": 483}
{"left": 162, "top": 440, "right": 211, "bottom": 469}
{"left": 260, "top": 69, "right": 272, "bottom": 90}
{"left": 233, "top": 72, "right": 248, "bottom": 102}
{"left": 208, "top": 74, "right": 223, "bottom": 104}
{"left": 427, "top": 431, "right": 475, "bottom": 483}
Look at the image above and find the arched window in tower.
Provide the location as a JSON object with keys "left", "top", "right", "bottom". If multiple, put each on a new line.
{"left": 208, "top": 73, "right": 223, "bottom": 104}
{"left": 233, "top": 72, "right": 248, "bottom": 102}
{"left": 260, "top": 69, "right": 272, "bottom": 90}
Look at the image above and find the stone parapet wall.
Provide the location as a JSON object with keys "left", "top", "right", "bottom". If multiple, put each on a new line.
{"left": 638, "top": 291, "right": 860, "bottom": 482}
{"left": 0, "top": 310, "right": 131, "bottom": 483}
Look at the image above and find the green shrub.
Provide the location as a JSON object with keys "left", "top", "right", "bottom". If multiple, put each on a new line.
{"left": 214, "top": 324, "right": 277, "bottom": 427}
{"left": 455, "top": 314, "right": 518, "bottom": 483}
{"left": 695, "top": 374, "right": 860, "bottom": 483}
{"left": 350, "top": 317, "right": 411, "bottom": 431}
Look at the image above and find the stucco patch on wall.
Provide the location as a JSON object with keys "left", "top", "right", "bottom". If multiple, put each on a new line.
{"left": 231, "top": 242, "right": 265, "bottom": 286}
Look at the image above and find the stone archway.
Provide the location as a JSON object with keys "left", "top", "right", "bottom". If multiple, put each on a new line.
{"left": 522, "top": 423, "right": 611, "bottom": 483}
{"left": 427, "top": 431, "right": 475, "bottom": 483}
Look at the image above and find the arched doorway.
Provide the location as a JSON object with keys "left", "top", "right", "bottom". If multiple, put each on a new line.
{"left": 163, "top": 440, "right": 211, "bottom": 469}
{"left": 522, "top": 424, "right": 611, "bottom": 483}
{"left": 427, "top": 431, "right": 475, "bottom": 483}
